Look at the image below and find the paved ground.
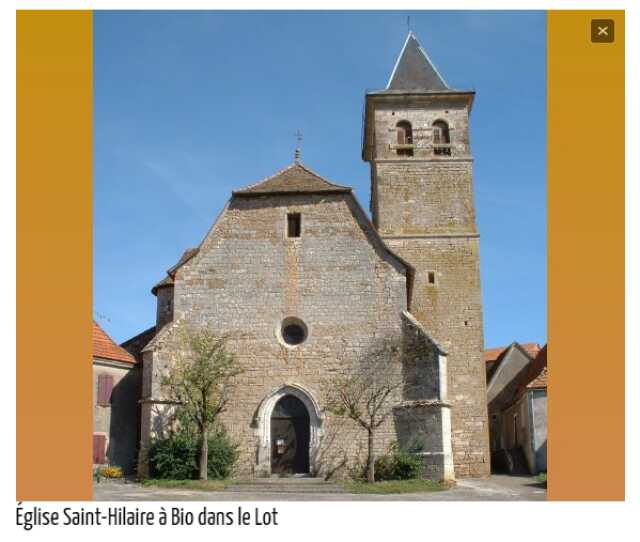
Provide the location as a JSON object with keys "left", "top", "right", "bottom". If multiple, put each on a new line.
{"left": 93, "top": 475, "right": 546, "bottom": 501}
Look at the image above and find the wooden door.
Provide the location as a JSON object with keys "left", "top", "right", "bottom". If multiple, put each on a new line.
{"left": 270, "top": 396, "right": 310, "bottom": 475}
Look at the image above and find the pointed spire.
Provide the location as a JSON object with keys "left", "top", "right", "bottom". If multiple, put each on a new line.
{"left": 387, "top": 32, "right": 449, "bottom": 91}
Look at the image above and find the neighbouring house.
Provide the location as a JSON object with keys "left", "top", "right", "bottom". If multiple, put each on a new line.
{"left": 123, "top": 30, "right": 491, "bottom": 481}
{"left": 92, "top": 321, "right": 141, "bottom": 474}
{"left": 486, "top": 342, "right": 547, "bottom": 474}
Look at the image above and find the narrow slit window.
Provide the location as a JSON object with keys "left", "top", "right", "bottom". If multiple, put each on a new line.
{"left": 287, "top": 213, "right": 301, "bottom": 238}
{"left": 427, "top": 271, "right": 436, "bottom": 285}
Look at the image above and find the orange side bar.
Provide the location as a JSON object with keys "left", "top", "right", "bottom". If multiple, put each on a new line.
{"left": 17, "top": 10, "right": 93, "bottom": 500}
{"left": 547, "top": 10, "right": 625, "bottom": 500}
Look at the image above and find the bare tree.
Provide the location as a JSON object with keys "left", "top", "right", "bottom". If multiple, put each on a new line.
{"left": 323, "top": 338, "right": 404, "bottom": 483}
{"left": 160, "top": 325, "right": 243, "bottom": 480}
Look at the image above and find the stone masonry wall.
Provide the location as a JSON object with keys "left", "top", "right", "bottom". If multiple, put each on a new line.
{"left": 386, "top": 236, "right": 489, "bottom": 477}
{"left": 143, "top": 192, "right": 427, "bottom": 478}
{"left": 369, "top": 98, "right": 490, "bottom": 477}
{"left": 395, "top": 313, "right": 453, "bottom": 480}
{"left": 155, "top": 286, "right": 174, "bottom": 331}
{"left": 372, "top": 99, "right": 471, "bottom": 163}
{"left": 374, "top": 161, "right": 476, "bottom": 236}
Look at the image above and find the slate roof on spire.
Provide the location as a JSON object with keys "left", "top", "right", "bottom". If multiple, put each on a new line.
{"left": 384, "top": 32, "right": 449, "bottom": 92}
{"left": 232, "top": 162, "right": 351, "bottom": 196}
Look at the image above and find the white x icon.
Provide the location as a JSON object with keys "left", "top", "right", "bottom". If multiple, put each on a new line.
{"left": 598, "top": 26, "right": 609, "bottom": 36}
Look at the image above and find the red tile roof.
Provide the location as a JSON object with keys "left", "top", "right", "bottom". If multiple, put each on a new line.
{"left": 527, "top": 367, "right": 548, "bottom": 389}
{"left": 484, "top": 346, "right": 506, "bottom": 364}
{"left": 526, "top": 344, "right": 548, "bottom": 389}
{"left": 93, "top": 321, "right": 136, "bottom": 364}
{"left": 498, "top": 344, "right": 548, "bottom": 410}
{"left": 484, "top": 342, "right": 541, "bottom": 364}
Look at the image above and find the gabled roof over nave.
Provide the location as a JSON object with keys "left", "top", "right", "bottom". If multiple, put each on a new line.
{"left": 233, "top": 162, "right": 351, "bottom": 196}
{"left": 151, "top": 160, "right": 414, "bottom": 296}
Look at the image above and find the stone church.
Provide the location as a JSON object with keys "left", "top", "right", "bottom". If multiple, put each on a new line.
{"left": 124, "top": 32, "right": 490, "bottom": 480}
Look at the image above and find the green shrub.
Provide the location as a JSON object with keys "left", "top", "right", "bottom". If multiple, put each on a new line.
{"left": 149, "top": 429, "right": 239, "bottom": 480}
{"left": 149, "top": 433, "right": 198, "bottom": 480}
{"left": 374, "top": 448, "right": 422, "bottom": 481}
{"left": 205, "top": 430, "right": 240, "bottom": 479}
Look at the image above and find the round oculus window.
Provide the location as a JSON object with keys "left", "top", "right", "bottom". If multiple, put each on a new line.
{"left": 280, "top": 318, "right": 308, "bottom": 346}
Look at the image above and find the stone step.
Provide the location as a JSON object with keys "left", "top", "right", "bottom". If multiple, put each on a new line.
{"left": 226, "top": 485, "right": 347, "bottom": 494}
{"left": 227, "top": 479, "right": 347, "bottom": 494}
{"left": 235, "top": 477, "right": 324, "bottom": 487}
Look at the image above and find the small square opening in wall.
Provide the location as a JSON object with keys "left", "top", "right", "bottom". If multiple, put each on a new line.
{"left": 427, "top": 271, "right": 436, "bottom": 285}
{"left": 287, "top": 213, "right": 301, "bottom": 238}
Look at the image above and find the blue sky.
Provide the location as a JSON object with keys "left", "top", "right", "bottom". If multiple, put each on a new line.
{"left": 94, "top": 10, "right": 547, "bottom": 348}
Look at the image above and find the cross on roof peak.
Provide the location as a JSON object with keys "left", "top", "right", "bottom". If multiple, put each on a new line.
{"left": 294, "top": 129, "right": 303, "bottom": 162}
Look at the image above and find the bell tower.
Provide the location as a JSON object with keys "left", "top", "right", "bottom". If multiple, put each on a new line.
{"left": 363, "top": 32, "right": 490, "bottom": 477}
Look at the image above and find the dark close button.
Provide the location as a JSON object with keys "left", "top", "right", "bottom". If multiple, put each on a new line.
{"left": 591, "top": 19, "right": 615, "bottom": 43}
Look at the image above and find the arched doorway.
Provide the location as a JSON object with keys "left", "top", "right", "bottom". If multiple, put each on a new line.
{"left": 270, "top": 395, "right": 310, "bottom": 474}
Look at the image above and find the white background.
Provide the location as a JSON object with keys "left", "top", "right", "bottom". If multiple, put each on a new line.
{"left": 3, "top": 1, "right": 639, "bottom": 540}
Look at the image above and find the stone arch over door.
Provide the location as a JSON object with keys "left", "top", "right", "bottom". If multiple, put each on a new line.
{"left": 254, "top": 384, "right": 323, "bottom": 476}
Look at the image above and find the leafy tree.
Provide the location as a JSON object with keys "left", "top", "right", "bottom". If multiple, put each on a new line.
{"left": 149, "top": 429, "right": 239, "bottom": 480}
{"left": 160, "top": 325, "right": 243, "bottom": 480}
{"left": 324, "top": 338, "right": 404, "bottom": 483}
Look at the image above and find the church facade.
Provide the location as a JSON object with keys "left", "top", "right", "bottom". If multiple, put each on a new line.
{"left": 127, "top": 32, "right": 490, "bottom": 480}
